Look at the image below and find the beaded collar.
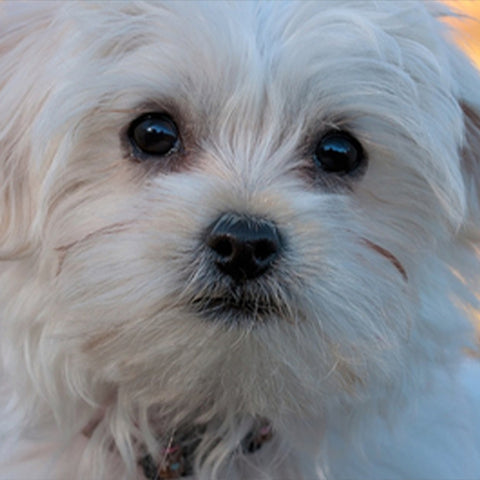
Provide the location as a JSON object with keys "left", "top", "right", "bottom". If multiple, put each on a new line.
{"left": 139, "top": 420, "right": 273, "bottom": 480}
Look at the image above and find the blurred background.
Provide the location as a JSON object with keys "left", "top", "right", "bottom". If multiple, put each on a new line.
{"left": 445, "top": 1, "right": 480, "bottom": 69}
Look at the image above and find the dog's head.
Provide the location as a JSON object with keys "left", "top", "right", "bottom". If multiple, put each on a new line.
{"left": 1, "top": 0, "right": 480, "bottom": 474}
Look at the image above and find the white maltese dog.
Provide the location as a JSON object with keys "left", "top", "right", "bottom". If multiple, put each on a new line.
{"left": 1, "top": 1, "right": 480, "bottom": 479}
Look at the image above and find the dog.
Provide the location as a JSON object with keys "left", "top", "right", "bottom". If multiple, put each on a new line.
{"left": 0, "top": 1, "right": 480, "bottom": 478}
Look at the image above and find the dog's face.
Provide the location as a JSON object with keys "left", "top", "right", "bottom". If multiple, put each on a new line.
{"left": 1, "top": 0, "right": 480, "bottom": 465}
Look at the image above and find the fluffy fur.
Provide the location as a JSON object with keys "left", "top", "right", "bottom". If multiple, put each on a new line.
{"left": 0, "top": 1, "right": 480, "bottom": 479}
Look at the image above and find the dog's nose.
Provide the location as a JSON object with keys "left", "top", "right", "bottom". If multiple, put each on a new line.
{"left": 206, "top": 214, "right": 282, "bottom": 281}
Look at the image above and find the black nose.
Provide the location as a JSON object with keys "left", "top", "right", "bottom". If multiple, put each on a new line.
{"left": 206, "top": 214, "right": 282, "bottom": 281}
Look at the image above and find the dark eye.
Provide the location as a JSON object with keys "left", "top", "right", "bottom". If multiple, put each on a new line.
{"left": 128, "top": 113, "right": 180, "bottom": 157}
{"left": 313, "top": 131, "right": 364, "bottom": 174}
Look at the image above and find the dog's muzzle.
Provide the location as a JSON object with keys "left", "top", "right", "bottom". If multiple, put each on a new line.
{"left": 190, "top": 213, "right": 285, "bottom": 323}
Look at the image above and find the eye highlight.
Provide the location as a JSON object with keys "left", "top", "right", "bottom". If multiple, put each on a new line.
{"left": 313, "top": 131, "right": 364, "bottom": 174}
{"left": 128, "top": 113, "right": 180, "bottom": 158}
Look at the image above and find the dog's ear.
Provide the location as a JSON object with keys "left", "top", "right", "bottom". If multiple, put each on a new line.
{"left": 0, "top": 5, "right": 62, "bottom": 257}
{"left": 441, "top": 10, "right": 480, "bottom": 236}
{"left": 460, "top": 101, "right": 480, "bottom": 235}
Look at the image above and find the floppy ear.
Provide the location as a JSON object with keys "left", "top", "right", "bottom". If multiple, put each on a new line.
{"left": 441, "top": 10, "right": 480, "bottom": 236}
{"left": 0, "top": 4, "right": 63, "bottom": 257}
{"left": 460, "top": 101, "right": 480, "bottom": 234}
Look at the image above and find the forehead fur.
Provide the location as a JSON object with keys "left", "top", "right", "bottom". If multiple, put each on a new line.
{"left": 60, "top": 1, "right": 458, "bottom": 121}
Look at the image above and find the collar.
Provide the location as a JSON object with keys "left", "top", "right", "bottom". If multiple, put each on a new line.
{"left": 139, "top": 420, "right": 273, "bottom": 480}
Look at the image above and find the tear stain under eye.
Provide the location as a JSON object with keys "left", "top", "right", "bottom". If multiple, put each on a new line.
{"left": 361, "top": 238, "right": 407, "bottom": 282}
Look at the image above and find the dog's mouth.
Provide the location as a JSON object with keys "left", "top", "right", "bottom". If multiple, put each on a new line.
{"left": 192, "top": 294, "right": 281, "bottom": 322}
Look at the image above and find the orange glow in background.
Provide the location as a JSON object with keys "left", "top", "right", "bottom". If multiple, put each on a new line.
{"left": 445, "top": 1, "right": 480, "bottom": 69}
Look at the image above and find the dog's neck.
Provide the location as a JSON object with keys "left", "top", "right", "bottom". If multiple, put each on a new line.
{"left": 82, "top": 415, "right": 273, "bottom": 479}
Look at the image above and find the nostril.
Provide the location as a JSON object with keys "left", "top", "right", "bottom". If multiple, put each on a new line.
{"left": 208, "top": 235, "right": 234, "bottom": 259}
{"left": 254, "top": 239, "right": 278, "bottom": 263}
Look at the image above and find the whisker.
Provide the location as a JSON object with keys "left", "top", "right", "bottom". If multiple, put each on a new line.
{"left": 55, "top": 222, "right": 133, "bottom": 276}
{"left": 361, "top": 238, "right": 408, "bottom": 282}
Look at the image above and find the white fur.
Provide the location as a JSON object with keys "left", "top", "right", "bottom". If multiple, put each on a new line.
{"left": 0, "top": 1, "right": 480, "bottom": 479}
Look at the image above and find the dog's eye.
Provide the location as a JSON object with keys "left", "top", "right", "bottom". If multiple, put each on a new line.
{"left": 128, "top": 113, "right": 180, "bottom": 157}
{"left": 313, "top": 131, "right": 364, "bottom": 174}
